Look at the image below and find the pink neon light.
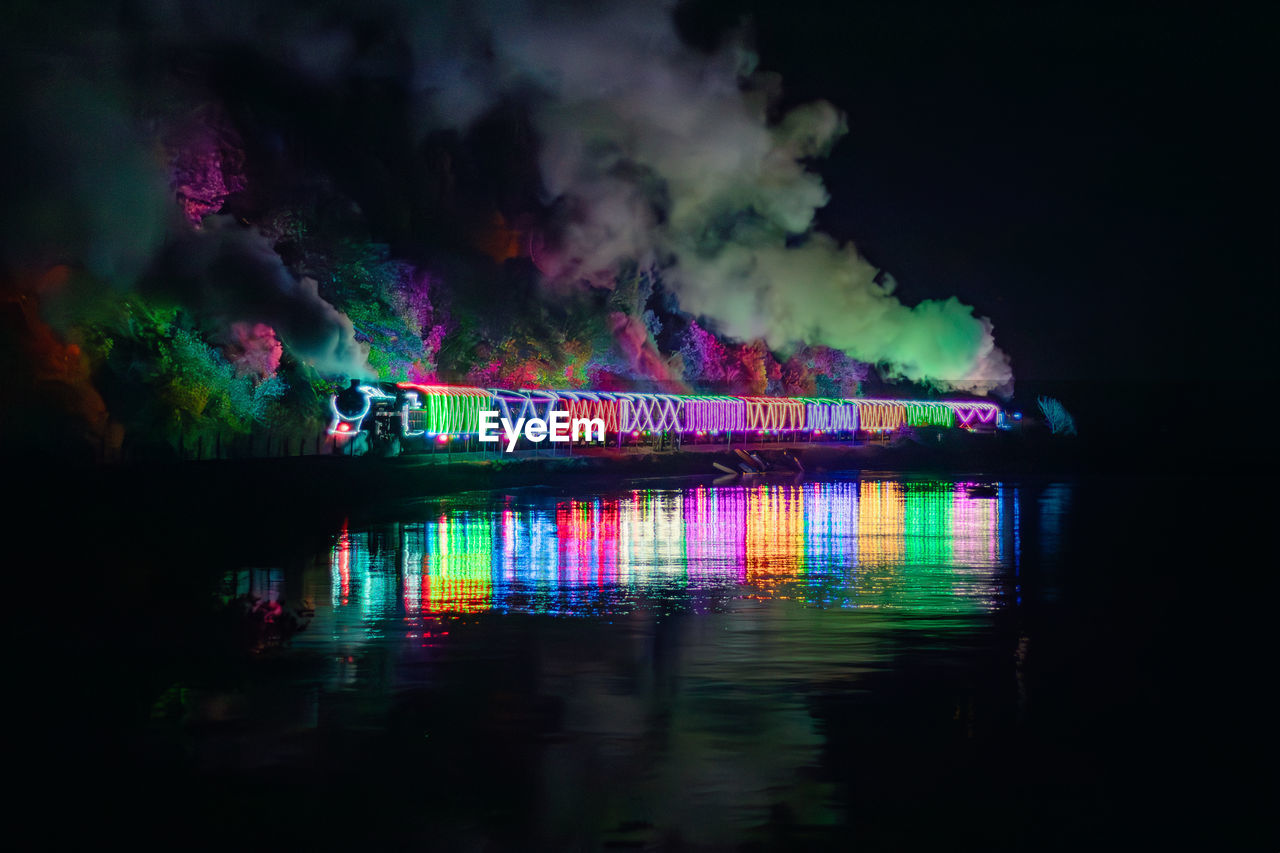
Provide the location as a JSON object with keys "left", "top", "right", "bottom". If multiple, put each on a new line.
{"left": 946, "top": 401, "right": 1000, "bottom": 427}
{"left": 562, "top": 395, "right": 620, "bottom": 433}
{"left": 396, "top": 382, "right": 491, "bottom": 398}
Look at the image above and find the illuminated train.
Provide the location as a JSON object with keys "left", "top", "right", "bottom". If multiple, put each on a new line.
{"left": 328, "top": 382, "right": 1006, "bottom": 452}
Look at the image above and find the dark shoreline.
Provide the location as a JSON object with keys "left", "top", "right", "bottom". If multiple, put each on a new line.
{"left": 21, "top": 426, "right": 1250, "bottom": 521}
{"left": 18, "top": 428, "right": 1239, "bottom": 565}
{"left": 37, "top": 434, "right": 1011, "bottom": 507}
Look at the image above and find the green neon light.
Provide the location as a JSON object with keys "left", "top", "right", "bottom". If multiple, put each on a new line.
{"left": 421, "top": 389, "right": 488, "bottom": 434}
{"left": 904, "top": 402, "right": 955, "bottom": 428}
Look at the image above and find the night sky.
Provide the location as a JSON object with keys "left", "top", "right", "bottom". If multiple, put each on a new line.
{"left": 680, "top": 0, "right": 1274, "bottom": 382}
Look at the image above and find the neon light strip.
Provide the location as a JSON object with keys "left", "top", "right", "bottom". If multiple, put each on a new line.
{"left": 904, "top": 402, "right": 955, "bottom": 428}
{"left": 337, "top": 385, "right": 1000, "bottom": 439}
{"left": 618, "top": 393, "right": 684, "bottom": 433}
{"left": 683, "top": 395, "right": 746, "bottom": 432}
{"left": 801, "top": 398, "right": 858, "bottom": 431}
{"left": 554, "top": 391, "right": 622, "bottom": 433}
{"left": 490, "top": 389, "right": 560, "bottom": 426}
{"left": 943, "top": 401, "right": 1001, "bottom": 427}
{"left": 849, "top": 400, "right": 906, "bottom": 431}
{"left": 397, "top": 383, "right": 491, "bottom": 434}
{"left": 742, "top": 397, "right": 806, "bottom": 431}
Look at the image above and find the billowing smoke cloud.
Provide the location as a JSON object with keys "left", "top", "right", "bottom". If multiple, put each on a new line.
{"left": 0, "top": 29, "right": 372, "bottom": 381}
{"left": 477, "top": 2, "right": 1013, "bottom": 393}
{"left": 156, "top": 218, "right": 373, "bottom": 378}
{"left": 223, "top": 322, "right": 284, "bottom": 380}
{"left": 5, "top": 0, "right": 1011, "bottom": 402}
{"left": 259, "top": 0, "right": 1007, "bottom": 391}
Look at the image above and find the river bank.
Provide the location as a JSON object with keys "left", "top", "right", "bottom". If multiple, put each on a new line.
{"left": 28, "top": 420, "right": 1259, "bottom": 552}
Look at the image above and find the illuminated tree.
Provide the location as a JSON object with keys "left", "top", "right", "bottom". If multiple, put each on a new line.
{"left": 165, "top": 105, "right": 247, "bottom": 226}
{"left": 678, "top": 321, "right": 728, "bottom": 386}
{"left": 1037, "top": 396, "right": 1077, "bottom": 435}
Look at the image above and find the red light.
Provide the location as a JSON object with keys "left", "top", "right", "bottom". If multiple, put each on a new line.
{"left": 438, "top": 434, "right": 450, "bottom": 442}
{"left": 337, "top": 423, "right": 350, "bottom": 433}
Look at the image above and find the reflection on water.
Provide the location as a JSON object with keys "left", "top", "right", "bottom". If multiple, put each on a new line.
{"left": 52, "top": 471, "right": 1247, "bottom": 848}
{"left": 314, "top": 480, "right": 1011, "bottom": 632}
{"left": 205, "top": 478, "right": 1031, "bottom": 848}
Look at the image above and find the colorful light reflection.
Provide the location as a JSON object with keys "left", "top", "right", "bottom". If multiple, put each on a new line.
{"left": 319, "top": 481, "right": 1013, "bottom": 629}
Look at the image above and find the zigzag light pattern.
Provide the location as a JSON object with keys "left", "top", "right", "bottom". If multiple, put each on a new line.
{"left": 618, "top": 393, "right": 684, "bottom": 433}
{"left": 557, "top": 391, "right": 622, "bottom": 434}
{"left": 743, "top": 397, "right": 807, "bottom": 431}
{"left": 803, "top": 398, "right": 859, "bottom": 431}
{"left": 855, "top": 400, "right": 906, "bottom": 431}
{"left": 904, "top": 402, "right": 956, "bottom": 428}
{"left": 946, "top": 401, "right": 1001, "bottom": 427}
{"left": 489, "top": 389, "right": 560, "bottom": 425}
{"left": 338, "top": 385, "right": 1005, "bottom": 440}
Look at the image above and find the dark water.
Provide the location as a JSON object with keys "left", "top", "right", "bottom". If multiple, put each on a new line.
{"left": 26, "top": 472, "right": 1266, "bottom": 849}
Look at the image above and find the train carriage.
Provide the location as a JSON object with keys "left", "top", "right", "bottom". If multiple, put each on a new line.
{"left": 683, "top": 395, "right": 746, "bottom": 433}
{"left": 617, "top": 393, "right": 684, "bottom": 435}
{"left": 946, "top": 401, "right": 1002, "bottom": 430}
{"left": 904, "top": 402, "right": 956, "bottom": 428}
{"left": 399, "top": 383, "right": 491, "bottom": 439}
{"left": 743, "top": 397, "right": 806, "bottom": 432}
{"left": 555, "top": 391, "right": 622, "bottom": 434}
{"left": 852, "top": 400, "right": 906, "bottom": 432}
{"left": 489, "top": 389, "right": 560, "bottom": 426}
{"left": 802, "top": 398, "right": 859, "bottom": 432}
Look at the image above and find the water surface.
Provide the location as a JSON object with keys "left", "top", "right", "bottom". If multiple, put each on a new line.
{"left": 29, "top": 456, "right": 1264, "bottom": 848}
{"left": 190, "top": 477, "right": 1033, "bottom": 848}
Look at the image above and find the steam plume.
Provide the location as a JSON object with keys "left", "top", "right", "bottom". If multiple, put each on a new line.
{"left": 122, "top": 0, "right": 1014, "bottom": 392}
{"left": 485, "top": 2, "right": 1013, "bottom": 392}
{"left": 4, "top": 0, "right": 1013, "bottom": 410}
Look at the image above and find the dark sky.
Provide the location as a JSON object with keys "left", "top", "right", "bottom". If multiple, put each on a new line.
{"left": 678, "top": 0, "right": 1275, "bottom": 381}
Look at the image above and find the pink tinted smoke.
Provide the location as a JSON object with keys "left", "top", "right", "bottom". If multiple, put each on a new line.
{"left": 225, "top": 322, "right": 283, "bottom": 379}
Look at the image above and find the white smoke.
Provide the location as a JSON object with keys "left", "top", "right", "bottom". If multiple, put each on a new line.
{"left": 125, "top": 0, "right": 1014, "bottom": 392}
{"left": 483, "top": 1, "right": 1014, "bottom": 393}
